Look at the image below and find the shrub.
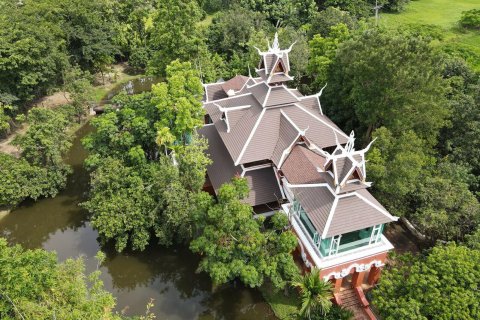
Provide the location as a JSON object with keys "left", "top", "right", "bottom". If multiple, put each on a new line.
{"left": 460, "top": 9, "right": 480, "bottom": 29}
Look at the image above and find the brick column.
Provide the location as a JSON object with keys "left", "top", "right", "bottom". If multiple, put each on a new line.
{"left": 330, "top": 277, "right": 342, "bottom": 293}
{"left": 367, "top": 265, "right": 382, "bottom": 285}
{"left": 351, "top": 271, "right": 365, "bottom": 288}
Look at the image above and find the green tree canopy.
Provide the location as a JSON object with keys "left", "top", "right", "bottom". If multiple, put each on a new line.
{"left": 325, "top": 28, "right": 449, "bottom": 146}
{"left": 372, "top": 243, "right": 480, "bottom": 320}
{"left": 190, "top": 177, "right": 298, "bottom": 289}
{"left": 148, "top": 0, "right": 203, "bottom": 75}
{"left": 0, "top": 239, "right": 120, "bottom": 320}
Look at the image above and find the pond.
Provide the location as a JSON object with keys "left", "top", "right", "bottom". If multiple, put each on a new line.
{"left": 0, "top": 78, "right": 276, "bottom": 319}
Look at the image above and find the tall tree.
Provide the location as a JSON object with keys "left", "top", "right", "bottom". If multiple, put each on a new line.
{"left": 325, "top": 28, "right": 449, "bottom": 146}
{"left": 151, "top": 60, "right": 204, "bottom": 145}
{"left": 190, "top": 178, "right": 298, "bottom": 289}
{"left": 0, "top": 239, "right": 121, "bottom": 320}
{"left": 148, "top": 0, "right": 203, "bottom": 75}
{"left": 372, "top": 243, "right": 480, "bottom": 320}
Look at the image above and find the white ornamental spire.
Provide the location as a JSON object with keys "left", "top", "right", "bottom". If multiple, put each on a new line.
{"left": 271, "top": 32, "right": 280, "bottom": 52}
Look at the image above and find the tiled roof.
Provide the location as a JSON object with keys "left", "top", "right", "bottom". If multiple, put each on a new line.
{"left": 264, "top": 86, "right": 298, "bottom": 107}
{"left": 198, "top": 125, "right": 241, "bottom": 192}
{"left": 221, "top": 75, "right": 250, "bottom": 93}
{"left": 281, "top": 145, "right": 326, "bottom": 184}
{"left": 271, "top": 114, "right": 301, "bottom": 166}
{"left": 243, "top": 167, "right": 282, "bottom": 206}
{"left": 292, "top": 185, "right": 397, "bottom": 238}
{"left": 204, "top": 83, "right": 227, "bottom": 101}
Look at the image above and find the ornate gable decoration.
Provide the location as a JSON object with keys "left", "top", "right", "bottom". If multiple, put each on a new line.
{"left": 255, "top": 33, "right": 295, "bottom": 85}
{"left": 324, "top": 131, "right": 375, "bottom": 192}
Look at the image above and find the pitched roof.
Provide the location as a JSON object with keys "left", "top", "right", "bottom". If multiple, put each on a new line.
{"left": 292, "top": 185, "right": 397, "bottom": 238}
{"left": 271, "top": 114, "right": 301, "bottom": 167}
{"left": 243, "top": 167, "right": 282, "bottom": 206}
{"left": 198, "top": 125, "right": 281, "bottom": 206}
{"left": 263, "top": 86, "right": 299, "bottom": 107}
{"left": 281, "top": 145, "right": 327, "bottom": 184}
{"left": 204, "top": 82, "right": 227, "bottom": 101}
{"left": 197, "top": 125, "right": 241, "bottom": 192}
{"left": 221, "top": 75, "right": 250, "bottom": 93}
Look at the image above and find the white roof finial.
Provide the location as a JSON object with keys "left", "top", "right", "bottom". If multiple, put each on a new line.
{"left": 345, "top": 131, "right": 355, "bottom": 153}
{"left": 272, "top": 32, "right": 280, "bottom": 52}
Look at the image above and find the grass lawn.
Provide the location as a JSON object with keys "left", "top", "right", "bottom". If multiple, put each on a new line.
{"left": 259, "top": 283, "right": 301, "bottom": 320}
{"left": 380, "top": 0, "right": 480, "bottom": 68}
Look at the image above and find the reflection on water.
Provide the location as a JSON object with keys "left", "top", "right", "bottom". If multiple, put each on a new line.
{"left": 0, "top": 85, "right": 276, "bottom": 319}
{"left": 100, "top": 77, "right": 162, "bottom": 105}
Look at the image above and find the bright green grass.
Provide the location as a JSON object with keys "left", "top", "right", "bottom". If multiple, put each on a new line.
{"left": 259, "top": 284, "right": 300, "bottom": 320}
{"left": 381, "top": 0, "right": 480, "bottom": 49}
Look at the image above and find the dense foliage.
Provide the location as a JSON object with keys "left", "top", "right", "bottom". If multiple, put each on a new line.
{"left": 82, "top": 61, "right": 212, "bottom": 252}
{"left": 191, "top": 178, "right": 299, "bottom": 289}
{"left": 0, "top": 239, "right": 120, "bottom": 320}
{"left": 460, "top": 9, "right": 480, "bottom": 29}
{"left": 372, "top": 243, "right": 480, "bottom": 319}
{"left": 0, "top": 106, "right": 75, "bottom": 208}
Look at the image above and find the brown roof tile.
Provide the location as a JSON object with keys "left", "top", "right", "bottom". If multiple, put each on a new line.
{"left": 221, "top": 75, "right": 250, "bottom": 93}
{"left": 271, "top": 114, "right": 300, "bottom": 166}
{"left": 198, "top": 125, "right": 241, "bottom": 192}
{"left": 244, "top": 167, "right": 282, "bottom": 206}
{"left": 281, "top": 145, "right": 326, "bottom": 184}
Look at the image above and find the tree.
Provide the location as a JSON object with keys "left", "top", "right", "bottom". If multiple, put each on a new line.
{"left": 412, "top": 173, "right": 480, "bottom": 243}
{"left": 322, "top": 0, "right": 373, "bottom": 18}
{"left": 0, "top": 239, "right": 121, "bottom": 320}
{"left": 291, "top": 268, "right": 333, "bottom": 319}
{"left": 148, "top": 0, "right": 203, "bottom": 75}
{"left": 439, "top": 58, "right": 480, "bottom": 185}
{"left": 367, "top": 127, "right": 434, "bottom": 216}
{"left": 372, "top": 243, "right": 480, "bottom": 320}
{"left": 325, "top": 28, "right": 449, "bottom": 146}
{"left": 63, "top": 66, "right": 94, "bottom": 121}
{"left": 151, "top": 60, "right": 204, "bottom": 145}
{"left": 308, "top": 7, "right": 357, "bottom": 38}
{"left": 12, "top": 106, "right": 74, "bottom": 198}
{"left": 307, "top": 23, "right": 350, "bottom": 93}
{"left": 460, "top": 9, "right": 480, "bottom": 29}
{"left": 0, "top": 0, "right": 68, "bottom": 102}
{"left": 190, "top": 178, "right": 298, "bottom": 289}
{"left": 59, "top": 0, "right": 119, "bottom": 72}
{"left": 238, "top": 0, "right": 317, "bottom": 27}
{"left": 0, "top": 153, "right": 48, "bottom": 208}
{"left": 206, "top": 6, "right": 269, "bottom": 58}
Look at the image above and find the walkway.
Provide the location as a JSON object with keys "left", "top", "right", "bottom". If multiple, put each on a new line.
{"left": 338, "top": 287, "right": 376, "bottom": 320}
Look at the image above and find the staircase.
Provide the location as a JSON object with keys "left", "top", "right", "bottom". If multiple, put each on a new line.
{"left": 338, "top": 288, "right": 374, "bottom": 320}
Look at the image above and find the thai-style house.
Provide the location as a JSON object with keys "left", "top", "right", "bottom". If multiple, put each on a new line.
{"left": 198, "top": 34, "right": 398, "bottom": 309}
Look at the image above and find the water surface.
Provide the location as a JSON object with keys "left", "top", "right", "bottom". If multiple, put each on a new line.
{"left": 0, "top": 79, "right": 276, "bottom": 319}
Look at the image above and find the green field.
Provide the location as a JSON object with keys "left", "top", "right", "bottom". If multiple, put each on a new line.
{"left": 381, "top": 0, "right": 480, "bottom": 49}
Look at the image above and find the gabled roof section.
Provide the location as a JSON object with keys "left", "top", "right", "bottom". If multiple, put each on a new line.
{"left": 324, "top": 131, "right": 375, "bottom": 190}
{"left": 289, "top": 184, "right": 398, "bottom": 239}
{"left": 282, "top": 105, "right": 349, "bottom": 148}
{"left": 254, "top": 33, "right": 295, "bottom": 85}
{"left": 249, "top": 82, "right": 270, "bottom": 106}
{"left": 263, "top": 86, "right": 299, "bottom": 107}
{"left": 323, "top": 189, "right": 398, "bottom": 238}
{"left": 221, "top": 75, "right": 250, "bottom": 95}
{"left": 271, "top": 114, "right": 302, "bottom": 167}
{"left": 198, "top": 125, "right": 281, "bottom": 206}
{"left": 204, "top": 82, "right": 227, "bottom": 102}
{"left": 281, "top": 145, "right": 327, "bottom": 184}
{"left": 198, "top": 124, "right": 241, "bottom": 192}
{"left": 243, "top": 167, "right": 282, "bottom": 206}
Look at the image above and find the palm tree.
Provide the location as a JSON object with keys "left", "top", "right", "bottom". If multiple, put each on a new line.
{"left": 291, "top": 268, "right": 333, "bottom": 319}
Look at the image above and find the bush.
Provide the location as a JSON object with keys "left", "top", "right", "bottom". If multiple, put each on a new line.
{"left": 460, "top": 9, "right": 480, "bottom": 29}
